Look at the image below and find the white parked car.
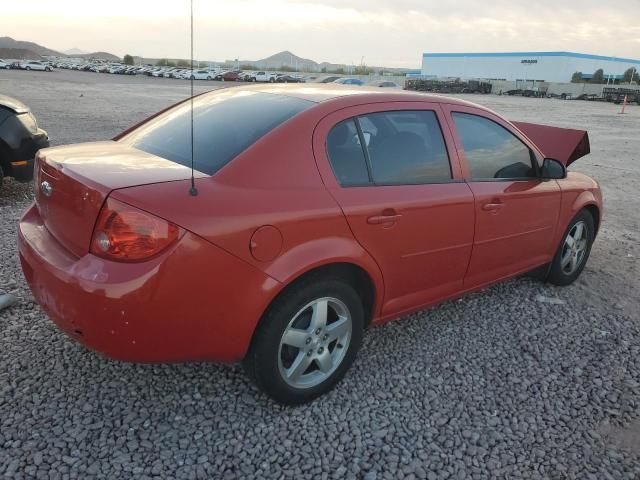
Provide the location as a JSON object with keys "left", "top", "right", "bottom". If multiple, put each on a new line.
{"left": 188, "top": 70, "right": 216, "bottom": 80}
{"left": 108, "top": 64, "right": 124, "bottom": 74}
{"left": 170, "top": 69, "right": 186, "bottom": 79}
{"left": 21, "top": 61, "right": 52, "bottom": 72}
{"left": 251, "top": 71, "right": 277, "bottom": 83}
{"left": 0, "top": 59, "right": 10, "bottom": 69}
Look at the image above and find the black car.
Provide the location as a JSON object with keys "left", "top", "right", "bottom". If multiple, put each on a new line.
{"left": 0, "top": 95, "right": 49, "bottom": 188}
{"left": 275, "top": 74, "right": 304, "bottom": 83}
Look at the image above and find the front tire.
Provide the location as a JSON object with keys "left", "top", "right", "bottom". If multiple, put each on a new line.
{"left": 244, "top": 277, "right": 364, "bottom": 405}
{"left": 547, "top": 210, "right": 595, "bottom": 286}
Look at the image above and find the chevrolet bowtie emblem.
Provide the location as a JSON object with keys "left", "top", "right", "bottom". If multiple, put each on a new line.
{"left": 40, "top": 180, "right": 53, "bottom": 197}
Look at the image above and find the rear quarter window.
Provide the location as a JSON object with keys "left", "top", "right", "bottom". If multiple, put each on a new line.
{"left": 120, "top": 90, "right": 312, "bottom": 175}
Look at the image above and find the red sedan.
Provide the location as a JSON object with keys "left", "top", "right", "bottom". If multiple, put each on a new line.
{"left": 19, "top": 85, "right": 602, "bottom": 404}
{"left": 220, "top": 71, "right": 240, "bottom": 82}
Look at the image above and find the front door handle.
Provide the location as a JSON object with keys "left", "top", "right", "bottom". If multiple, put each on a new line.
{"left": 367, "top": 210, "right": 402, "bottom": 225}
{"left": 482, "top": 201, "right": 504, "bottom": 212}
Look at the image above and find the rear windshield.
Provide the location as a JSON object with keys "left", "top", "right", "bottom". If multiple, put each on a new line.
{"left": 121, "top": 90, "right": 313, "bottom": 175}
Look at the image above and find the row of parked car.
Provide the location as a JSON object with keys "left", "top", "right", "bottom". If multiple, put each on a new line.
{"left": 0, "top": 59, "right": 53, "bottom": 71}
{"left": 44, "top": 61, "right": 310, "bottom": 82}
{"left": 1, "top": 58, "right": 403, "bottom": 88}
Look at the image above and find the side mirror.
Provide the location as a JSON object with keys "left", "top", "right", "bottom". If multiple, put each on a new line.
{"left": 541, "top": 158, "right": 566, "bottom": 179}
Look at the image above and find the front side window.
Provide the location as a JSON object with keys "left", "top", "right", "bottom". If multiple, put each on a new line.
{"left": 452, "top": 112, "right": 536, "bottom": 180}
{"left": 121, "top": 90, "right": 312, "bottom": 175}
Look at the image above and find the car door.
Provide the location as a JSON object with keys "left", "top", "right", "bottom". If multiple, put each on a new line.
{"left": 441, "top": 104, "right": 561, "bottom": 288}
{"left": 313, "top": 102, "right": 475, "bottom": 318}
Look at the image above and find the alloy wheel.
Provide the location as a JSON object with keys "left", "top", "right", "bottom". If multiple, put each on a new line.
{"left": 278, "top": 297, "right": 352, "bottom": 389}
{"left": 561, "top": 221, "right": 588, "bottom": 275}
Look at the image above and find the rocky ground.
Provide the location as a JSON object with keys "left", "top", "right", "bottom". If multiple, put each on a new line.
{"left": 0, "top": 69, "right": 639, "bottom": 478}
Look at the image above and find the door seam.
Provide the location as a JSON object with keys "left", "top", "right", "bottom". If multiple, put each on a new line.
{"left": 462, "top": 181, "right": 478, "bottom": 285}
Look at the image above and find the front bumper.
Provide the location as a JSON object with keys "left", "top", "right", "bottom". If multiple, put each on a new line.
{"left": 18, "top": 204, "right": 281, "bottom": 363}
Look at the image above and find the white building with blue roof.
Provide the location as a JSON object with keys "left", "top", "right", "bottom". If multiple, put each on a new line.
{"left": 421, "top": 52, "right": 640, "bottom": 83}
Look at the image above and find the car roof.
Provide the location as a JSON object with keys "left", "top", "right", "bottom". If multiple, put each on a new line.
{"left": 239, "top": 83, "right": 489, "bottom": 110}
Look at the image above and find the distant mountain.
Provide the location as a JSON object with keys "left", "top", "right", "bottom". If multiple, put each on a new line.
{"left": 0, "top": 37, "right": 119, "bottom": 61}
{"left": 0, "top": 36, "right": 61, "bottom": 56}
{"left": 75, "top": 51, "right": 120, "bottom": 61}
{"left": 0, "top": 48, "right": 42, "bottom": 60}
{"left": 232, "top": 50, "right": 319, "bottom": 70}
{"left": 63, "top": 47, "right": 88, "bottom": 55}
{"left": 228, "top": 50, "right": 411, "bottom": 73}
{"left": 259, "top": 50, "right": 318, "bottom": 68}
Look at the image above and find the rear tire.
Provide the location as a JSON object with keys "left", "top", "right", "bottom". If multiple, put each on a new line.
{"left": 547, "top": 210, "right": 594, "bottom": 286}
{"left": 243, "top": 276, "right": 364, "bottom": 405}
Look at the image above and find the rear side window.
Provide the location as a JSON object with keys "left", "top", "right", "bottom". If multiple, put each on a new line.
{"left": 360, "top": 111, "right": 452, "bottom": 185}
{"left": 121, "top": 90, "right": 312, "bottom": 175}
{"left": 452, "top": 112, "right": 536, "bottom": 180}
{"left": 326, "top": 110, "right": 452, "bottom": 186}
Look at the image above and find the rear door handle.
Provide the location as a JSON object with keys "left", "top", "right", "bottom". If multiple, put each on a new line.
{"left": 367, "top": 212, "right": 402, "bottom": 225}
{"left": 367, "top": 214, "right": 402, "bottom": 224}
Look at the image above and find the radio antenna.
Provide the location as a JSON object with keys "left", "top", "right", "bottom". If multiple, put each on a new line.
{"left": 188, "top": 0, "right": 198, "bottom": 196}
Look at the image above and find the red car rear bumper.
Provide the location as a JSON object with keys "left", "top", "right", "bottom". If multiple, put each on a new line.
{"left": 18, "top": 204, "right": 281, "bottom": 363}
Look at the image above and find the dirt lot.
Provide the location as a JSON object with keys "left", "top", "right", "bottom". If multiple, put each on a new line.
{"left": 0, "top": 69, "right": 639, "bottom": 479}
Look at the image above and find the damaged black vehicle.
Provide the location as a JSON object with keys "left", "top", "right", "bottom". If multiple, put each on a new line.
{"left": 0, "top": 95, "right": 49, "bottom": 189}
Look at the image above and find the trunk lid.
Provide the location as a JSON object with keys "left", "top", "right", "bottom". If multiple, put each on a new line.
{"left": 511, "top": 121, "right": 590, "bottom": 167}
{"left": 34, "top": 141, "right": 204, "bottom": 257}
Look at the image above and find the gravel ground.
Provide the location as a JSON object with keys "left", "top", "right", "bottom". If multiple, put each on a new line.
{"left": 1, "top": 69, "right": 639, "bottom": 479}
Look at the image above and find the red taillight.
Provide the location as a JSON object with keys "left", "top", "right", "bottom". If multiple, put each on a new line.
{"left": 90, "top": 198, "right": 181, "bottom": 262}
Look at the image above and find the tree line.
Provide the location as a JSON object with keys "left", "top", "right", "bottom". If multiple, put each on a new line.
{"left": 572, "top": 67, "right": 637, "bottom": 84}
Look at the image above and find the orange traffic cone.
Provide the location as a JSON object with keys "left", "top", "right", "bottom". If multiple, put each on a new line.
{"left": 618, "top": 95, "right": 628, "bottom": 114}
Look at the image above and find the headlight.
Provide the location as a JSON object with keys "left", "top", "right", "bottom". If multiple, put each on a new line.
{"left": 17, "top": 113, "right": 38, "bottom": 134}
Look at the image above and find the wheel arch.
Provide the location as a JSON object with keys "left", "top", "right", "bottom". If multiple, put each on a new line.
{"left": 583, "top": 204, "right": 600, "bottom": 237}
{"left": 273, "top": 259, "right": 380, "bottom": 324}
{"left": 246, "top": 259, "right": 382, "bottom": 360}
{"left": 570, "top": 191, "right": 601, "bottom": 237}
